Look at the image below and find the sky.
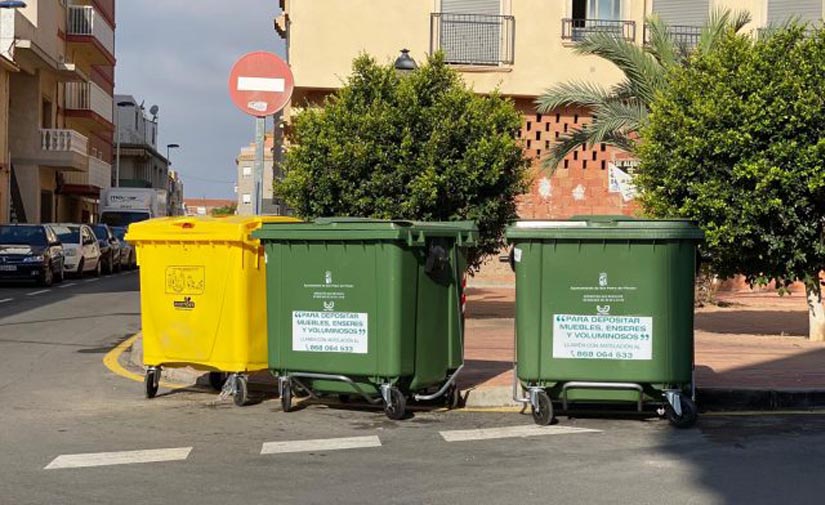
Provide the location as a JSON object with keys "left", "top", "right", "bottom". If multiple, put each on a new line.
{"left": 115, "top": 0, "right": 285, "bottom": 199}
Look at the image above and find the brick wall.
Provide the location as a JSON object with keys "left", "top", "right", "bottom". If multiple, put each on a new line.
{"left": 471, "top": 100, "right": 639, "bottom": 286}
{"left": 513, "top": 99, "right": 639, "bottom": 219}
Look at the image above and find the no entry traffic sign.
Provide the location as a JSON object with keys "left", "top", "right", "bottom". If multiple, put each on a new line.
{"left": 228, "top": 51, "right": 294, "bottom": 117}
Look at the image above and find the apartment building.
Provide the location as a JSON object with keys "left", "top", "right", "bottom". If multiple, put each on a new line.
{"left": 167, "top": 169, "right": 184, "bottom": 216}
{"left": 183, "top": 198, "right": 235, "bottom": 217}
{"left": 275, "top": 0, "right": 820, "bottom": 222}
{"left": 234, "top": 131, "right": 289, "bottom": 216}
{"left": 0, "top": 44, "right": 18, "bottom": 223}
{"left": 3, "top": 0, "right": 116, "bottom": 224}
{"left": 113, "top": 94, "right": 170, "bottom": 191}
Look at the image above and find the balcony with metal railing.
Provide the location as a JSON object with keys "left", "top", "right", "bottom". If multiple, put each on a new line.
{"left": 65, "top": 81, "right": 114, "bottom": 126}
{"left": 644, "top": 24, "right": 702, "bottom": 50}
{"left": 66, "top": 5, "right": 115, "bottom": 64}
{"left": 562, "top": 18, "right": 636, "bottom": 42}
{"left": 430, "top": 13, "right": 515, "bottom": 66}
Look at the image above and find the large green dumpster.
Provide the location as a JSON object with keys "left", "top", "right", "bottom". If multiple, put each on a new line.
{"left": 505, "top": 217, "right": 704, "bottom": 428}
{"left": 253, "top": 218, "right": 477, "bottom": 419}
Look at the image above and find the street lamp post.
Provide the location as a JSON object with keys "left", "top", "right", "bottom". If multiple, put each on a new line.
{"left": 166, "top": 143, "right": 180, "bottom": 166}
{"left": 114, "top": 101, "right": 134, "bottom": 188}
{"left": 394, "top": 48, "right": 417, "bottom": 74}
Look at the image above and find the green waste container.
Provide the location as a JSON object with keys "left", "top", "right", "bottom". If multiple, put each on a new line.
{"left": 505, "top": 217, "right": 704, "bottom": 428}
{"left": 253, "top": 218, "right": 477, "bottom": 420}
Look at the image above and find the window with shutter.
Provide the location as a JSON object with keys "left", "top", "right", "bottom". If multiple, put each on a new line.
{"left": 651, "top": 0, "right": 709, "bottom": 26}
{"left": 649, "top": 0, "right": 708, "bottom": 48}
{"left": 565, "top": 0, "right": 634, "bottom": 42}
{"left": 436, "top": 0, "right": 512, "bottom": 65}
{"left": 768, "top": 0, "right": 822, "bottom": 25}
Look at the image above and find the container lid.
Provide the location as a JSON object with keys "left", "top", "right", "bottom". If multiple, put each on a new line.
{"left": 505, "top": 216, "right": 704, "bottom": 240}
{"left": 125, "top": 215, "right": 301, "bottom": 243}
{"left": 252, "top": 217, "right": 478, "bottom": 246}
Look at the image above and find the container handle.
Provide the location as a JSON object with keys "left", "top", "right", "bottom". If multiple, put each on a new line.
{"left": 172, "top": 219, "right": 197, "bottom": 229}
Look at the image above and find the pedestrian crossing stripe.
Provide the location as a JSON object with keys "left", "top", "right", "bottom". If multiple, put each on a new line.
{"left": 44, "top": 447, "right": 192, "bottom": 470}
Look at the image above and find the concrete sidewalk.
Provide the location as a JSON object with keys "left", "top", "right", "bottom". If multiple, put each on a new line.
{"left": 461, "top": 287, "right": 825, "bottom": 409}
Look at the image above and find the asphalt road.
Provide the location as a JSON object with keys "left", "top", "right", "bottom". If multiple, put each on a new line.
{"left": 1, "top": 273, "right": 824, "bottom": 505}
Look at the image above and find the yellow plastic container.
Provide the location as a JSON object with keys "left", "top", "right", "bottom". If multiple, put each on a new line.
{"left": 126, "top": 215, "right": 299, "bottom": 400}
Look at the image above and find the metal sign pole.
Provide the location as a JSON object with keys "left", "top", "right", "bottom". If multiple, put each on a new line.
{"left": 254, "top": 116, "right": 265, "bottom": 215}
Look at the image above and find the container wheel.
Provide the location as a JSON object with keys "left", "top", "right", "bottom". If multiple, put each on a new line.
{"left": 233, "top": 375, "right": 248, "bottom": 407}
{"left": 384, "top": 387, "right": 406, "bottom": 420}
{"left": 281, "top": 381, "right": 292, "bottom": 413}
{"left": 208, "top": 372, "right": 228, "bottom": 392}
{"left": 666, "top": 396, "right": 698, "bottom": 429}
{"left": 531, "top": 390, "right": 553, "bottom": 426}
{"left": 144, "top": 368, "right": 160, "bottom": 399}
{"left": 443, "top": 383, "right": 460, "bottom": 409}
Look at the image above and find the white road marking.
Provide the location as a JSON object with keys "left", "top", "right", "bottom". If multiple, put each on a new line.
{"left": 237, "top": 76, "right": 285, "bottom": 92}
{"left": 261, "top": 436, "right": 382, "bottom": 455}
{"left": 84, "top": 278, "right": 100, "bottom": 283}
{"left": 58, "top": 282, "right": 77, "bottom": 288}
{"left": 0, "top": 298, "right": 12, "bottom": 304}
{"left": 439, "top": 425, "right": 601, "bottom": 442}
{"left": 44, "top": 447, "right": 192, "bottom": 470}
{"left": 26, "top": 289, "right": 51, "bottom": 296}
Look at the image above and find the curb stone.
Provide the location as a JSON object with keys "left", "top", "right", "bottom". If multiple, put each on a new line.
{"left": 121, "top": 334, "right": 275, "bottom": 386}
{"left": 698, "top": 388, "right": 825, "bottom": 411}
{"left": 120, "top": 335, "right": 825, "bottom": 411}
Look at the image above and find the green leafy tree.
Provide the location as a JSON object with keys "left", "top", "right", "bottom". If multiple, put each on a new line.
{"left": 210, "top": 204, "right": 237, "bottom": 216}
{"left": 536, "top": 9, "right": 751, "bottom": 170}
{"left": 276, "top": 53, "right": 530, "bottom": 267}
{"left": 636, "top": 25, "right": 825, "bottom": 340}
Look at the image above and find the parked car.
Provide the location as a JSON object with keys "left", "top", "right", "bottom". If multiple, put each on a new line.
{"left": 111, "top": 226, "right": 136, "bottom": 270}
{"left": 0, "top": 224, "right": 64, "bottom": 286}
{"left": 91, "top": 224, "right": 122, "bottom": 274}
{"left": 49, "top": 224, "right": 102, "bottom": 277}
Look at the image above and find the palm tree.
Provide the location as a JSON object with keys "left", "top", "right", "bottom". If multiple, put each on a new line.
{"left": 537, "top": 9, "right": 752, "bottom": 171}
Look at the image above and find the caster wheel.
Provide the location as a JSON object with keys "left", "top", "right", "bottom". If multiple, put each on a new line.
{"left": 443, "top": 383, "right": 460, "bottom": 409}
{"left": 208, "top": 372, "right": 228, "bottom": 392}
{"left": 666, "top": 396, "right": 698, "bottom": 429}
{"left": 281, "top": 381, "right": 292, "bottom": 413}
{"left": 233, "top": 375, "right": 249, "bottom": 407}
{"left": 531, "top": 390, "right": 553, "bottom": 426}
{"left": 384, "top": 388, "right": 406, "bottom": 420}
{"left": 144, "top": 368, "right": 160, "bottom": 399}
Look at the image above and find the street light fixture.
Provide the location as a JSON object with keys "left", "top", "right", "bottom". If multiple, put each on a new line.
{"left": 166, "top": 143, "right": 180, "bottom": 165}
{"left": 114, "top": 100, "right": 134, "bottom": 188}
{"left": 394, "top": 48, "right": 417, "bottom": 73}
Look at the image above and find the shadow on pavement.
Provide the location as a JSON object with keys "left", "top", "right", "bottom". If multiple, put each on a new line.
{"left": 696, "top": 345, "right": 825, "bottom": 406}
{"left": 655, "top": 413, "right": 825, "bottom": 504}
{"left": 457, "top": 358, "right": 512, "bottom": 389}
{"left": 0, "top": 312, "right": 140, "bottom": 328}
{"left": 695, "top": 309, "right": 808, "bottom": 337}
{"left": 464, "top": 287, "right": 514, "bottom": 319}
{"left": 0, "top": 272, "right": 139, "bottom": 321}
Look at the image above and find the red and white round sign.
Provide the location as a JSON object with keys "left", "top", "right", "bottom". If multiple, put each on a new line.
{"left": 228, "top": 51, "right": 294, "bottom": 117}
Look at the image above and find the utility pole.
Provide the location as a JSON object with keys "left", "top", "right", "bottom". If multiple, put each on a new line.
{"left": 253, "top": 116, "right": 265, "bottom": 215}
